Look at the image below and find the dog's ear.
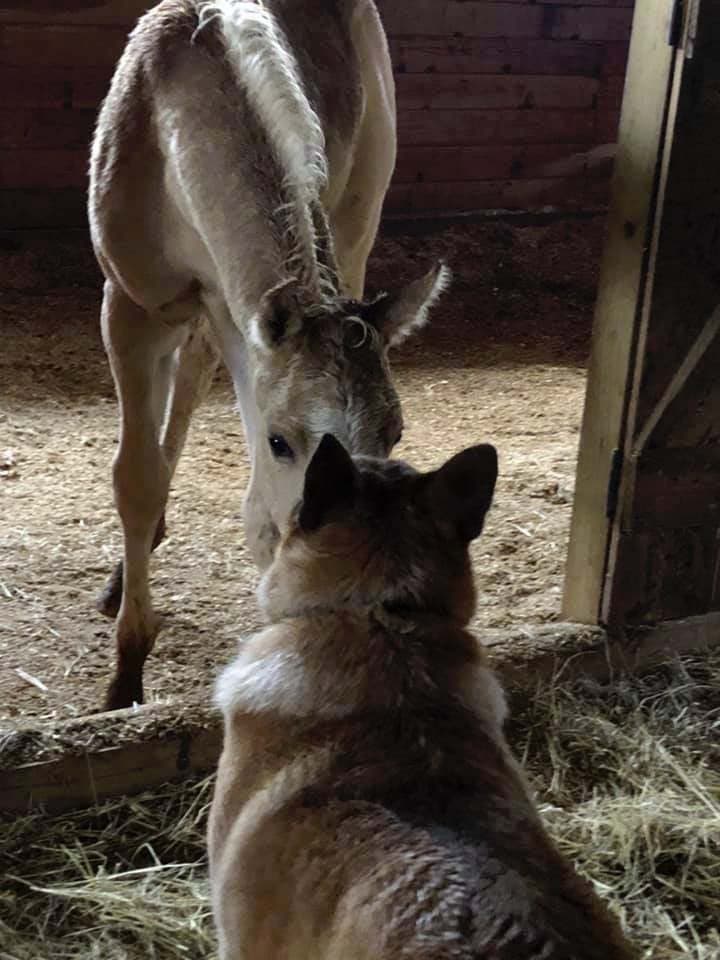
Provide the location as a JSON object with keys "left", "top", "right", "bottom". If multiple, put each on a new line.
{"left": 422, "top": 445, "right": 498, "bottom": 542}
{"left": 299, "top": 434, "right": 359, "bottom": 532}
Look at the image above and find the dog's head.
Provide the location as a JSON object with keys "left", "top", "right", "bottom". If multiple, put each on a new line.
{"left": 258, "top": 434, "right": 498, "bottom": 627}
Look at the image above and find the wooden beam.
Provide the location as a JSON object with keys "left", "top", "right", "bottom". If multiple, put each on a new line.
{"left": 0, "top": 188, "right": 88, "bottom": 228}
{"left": 495, "top": 613, "right": 720, "bottom": 691}
{"left": 627, "top": 447, "right": 720, "bottom": 528}
{"left": 562, "top": 0, "right": 678, "bottom": 622}
{"left": 1, "top": 705, "right": 223, "bottom": 814}
{"left": 631, "top": 302, "right": 720, "bottom": 457}
{"left": 3, "top": 612, "right": 720, "bottom": 815}
{"left": 387, "top": 36, "right": 617, "bottom": 78}
{"left": 0, "top": 1, "right": 147, "bottom": 26}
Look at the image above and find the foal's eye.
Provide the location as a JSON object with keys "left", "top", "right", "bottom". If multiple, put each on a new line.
{"left": 268, "top": 434, "right": 294, "bottom": 461}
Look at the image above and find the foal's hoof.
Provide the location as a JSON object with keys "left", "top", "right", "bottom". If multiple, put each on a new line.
{"left": 103, "top": 673, "right": 144, "bottom": 711}
{"left": 96, "top": 562, "right": 123, "bottom": 619}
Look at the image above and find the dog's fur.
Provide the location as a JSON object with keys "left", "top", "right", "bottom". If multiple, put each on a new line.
{"left": 208, "top": 436, "right": 637, "bottom": 960}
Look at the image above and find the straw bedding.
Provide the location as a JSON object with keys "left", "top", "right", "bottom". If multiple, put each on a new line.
{"left": 2, "top": 650, "right": 718, "bottom": 960}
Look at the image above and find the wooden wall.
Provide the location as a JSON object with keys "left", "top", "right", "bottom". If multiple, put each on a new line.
{"left": 381, "top": 0, "right": 632, "bottom": 215}
{"left": 0, "top": 0, "right": 632, "bottom": 228}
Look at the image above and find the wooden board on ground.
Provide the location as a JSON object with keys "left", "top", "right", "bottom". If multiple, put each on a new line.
{"left": 1, "top": 704, "right": 223, "bottom": 815}
{"left": 3, "top": 616, "right": 719, "bottom": 815}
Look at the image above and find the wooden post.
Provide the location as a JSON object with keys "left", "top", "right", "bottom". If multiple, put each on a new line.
{"left": 562, "top": 0, "right": 678, "bottom": 622}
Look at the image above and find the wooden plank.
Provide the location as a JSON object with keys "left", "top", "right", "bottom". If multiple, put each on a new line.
{"left": 632, "top": 303, "right": 720, "bottom": 455}
{"left": 1, "top": 0, "right": 123, "bottom": 8}
{"left": 0, "top": 65, "right": 72, "bottom": 109}
{"left": 602, "top": 0, "right": 720, "bottom": 627}
{"left": 0, "top": 187, "right": 88, "bottom": 227}
{"left": 535, "top": 0, "right": 634, "bottom": 6}
{"left": 395, "top": 74, "right": 599, "bottom": 111}
{"left": 0, "top": 65, "right": 111, "bottom": 108}
{"left": 389, "top": 36, "right": 612, "bottom": 77}
{"left": 562, "top": 0, "right": 678, "bottom": 623}
{"left": 604, "top": 36, "right": 632, "bottom": 73}
{"left": 0, "top": 108, "right": 96, "bottom": 150}
{"left": 394, "top": 142, "right": 599, "bottom": 184}
{"left": 608, "top": 526, "right": 719, "bottom": 623}
{"left": 584, "top": 169, "right": 616, "bottom": 205}
{"left": 0, "top": 150, "right": 89, "bottom": 189}
{"left": 384, "top": 176, "right": 592, "bottom": 216}
{"left": 377, "top": 1, "right": 545, "bottom": 39}
{"left": 3, "top": 611, "right": 719, "bottom": 815}
{"left": 596, "top": 74, "right": 627, "bottom": 110}
{"left": 1, "top": 717, "right": 222, "bottom": 814}
{"left": 489, "top": 613, "right": 720, "bottom": 690}
{"left": 549, "top": 6, "right": 635, "bottom": 42}
{"left": 397, "top": 108, "right": 596, "bottom": 146}
{"left": 628, "top": 447, "right": 720, "bottom": 527}
{"left": 0, "top": 25, "right": 129, "bottom": 66}
{"left": 0, "top": 0, "right": 147, "bottom": 25}
{"left": 624, "top": 68, "right": 720, "bottom": 430}
{"left": 595, "top": 108, "right": 622, "bottom": 141}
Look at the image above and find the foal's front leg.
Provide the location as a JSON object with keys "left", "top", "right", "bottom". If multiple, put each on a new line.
{"left": 101, "top": 281, "right": 185, "bottom": 710}
{"left": 97, "top": 317, "right": 219, "bottom": 620}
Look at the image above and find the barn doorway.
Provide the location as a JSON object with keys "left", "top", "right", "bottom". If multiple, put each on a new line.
{"left": 565, "top": 0, "right": 720, "bottom": 659}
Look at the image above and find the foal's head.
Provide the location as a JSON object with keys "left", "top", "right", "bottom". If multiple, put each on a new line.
{"left": 243, "top": 263, "right": 449, "bottom": 568}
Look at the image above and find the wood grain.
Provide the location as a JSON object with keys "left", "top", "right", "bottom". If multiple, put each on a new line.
{"left": 562, "top": 0, "right": 676, "bottom": 622}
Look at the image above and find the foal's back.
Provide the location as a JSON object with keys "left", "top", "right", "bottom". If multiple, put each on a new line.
{"left": 90, "top": 0, "right": 391, "bottom": 308}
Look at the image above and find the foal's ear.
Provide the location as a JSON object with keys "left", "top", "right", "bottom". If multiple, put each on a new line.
{"left": 422, "top": 444, "right": 498, "bottom": 543}
{"left": 299, "top": 434, "right": 359, "bottom": 532}
{"left": 362, "top": 261, "right": 451, "bottom": 348}
{"left": 252, "top": 278, "right": 308, "bottom": 349}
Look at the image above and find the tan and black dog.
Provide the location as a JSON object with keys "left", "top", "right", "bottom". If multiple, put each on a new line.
{"left": 208, "top": 434, "right": 636, "bottom": 960}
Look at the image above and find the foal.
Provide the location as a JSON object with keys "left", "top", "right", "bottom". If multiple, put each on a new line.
{"left": 208, "top": 435, "right": 637, "bottom": 960}
{"left": 89, "top": 0, "right": 446, "bottom": 709}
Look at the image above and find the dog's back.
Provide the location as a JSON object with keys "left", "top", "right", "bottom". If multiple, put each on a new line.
{"left": 209, "top": 437, "right": 636, "bottom": 960}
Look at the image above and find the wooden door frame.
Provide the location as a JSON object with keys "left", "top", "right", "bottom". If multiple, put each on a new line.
{"left": 562, "top": 0, "right": 688, "bottom": 623}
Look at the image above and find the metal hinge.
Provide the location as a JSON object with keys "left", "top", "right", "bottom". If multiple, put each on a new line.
{"left": 606, "top": 448, "right": 624, "bottom": 521}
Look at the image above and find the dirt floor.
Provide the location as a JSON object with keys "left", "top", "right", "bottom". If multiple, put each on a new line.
{"left": 0, "top": 216, "right": 604, "bottom": 728}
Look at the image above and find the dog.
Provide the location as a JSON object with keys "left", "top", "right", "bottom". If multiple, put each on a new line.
{"left": 208, "top": 433, "right": 637, "bottom": 960}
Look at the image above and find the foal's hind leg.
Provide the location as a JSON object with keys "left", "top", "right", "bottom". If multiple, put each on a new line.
{"left": 97, "top": 318, "right": 219, "bottom": 620}
{"left": 101, "top": 281, "right": 188, "bottom": 709}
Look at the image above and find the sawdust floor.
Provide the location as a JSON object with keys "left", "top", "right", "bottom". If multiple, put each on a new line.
{"left": 0, "top": 216, "right": 604, "bottom": 729}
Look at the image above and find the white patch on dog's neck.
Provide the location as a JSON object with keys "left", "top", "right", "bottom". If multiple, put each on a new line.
{"left": 215, "top": 637, "right": 360, "bottom": 719}
{"left": 216, "top": 623, "right": 508, "bottom": 736}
